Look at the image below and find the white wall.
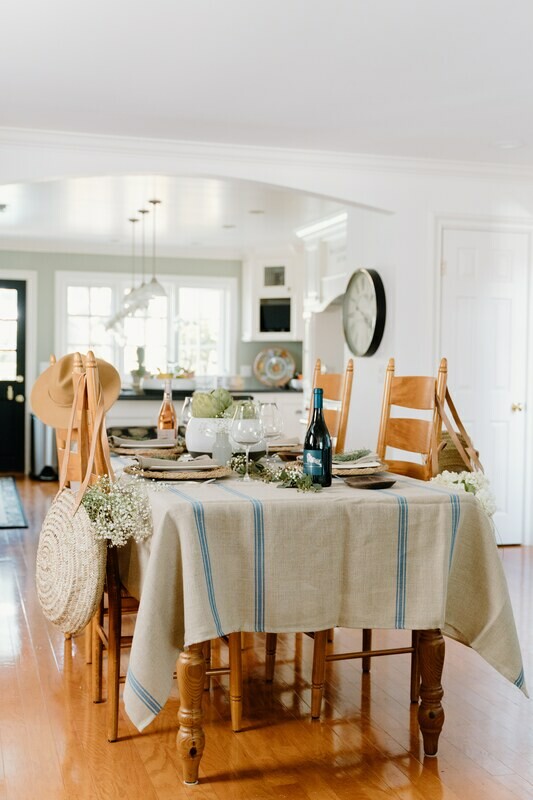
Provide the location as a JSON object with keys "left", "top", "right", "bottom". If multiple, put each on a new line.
{"left": 2, "top": 130, "right": 533, "bottom": 523}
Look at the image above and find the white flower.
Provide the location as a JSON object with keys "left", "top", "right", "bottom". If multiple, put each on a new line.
{"left": 431, "top": 470, "right": 496, "bottom": 517}
{"left": 81, "top": 474, "right": 153, "bottom": 547}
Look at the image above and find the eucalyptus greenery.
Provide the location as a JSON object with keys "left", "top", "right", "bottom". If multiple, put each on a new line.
{"left": 81, "top": 474, "right": 153, "bottom": 547}
{"left": 230, "top": 454, "right": 321, "bottom": 492}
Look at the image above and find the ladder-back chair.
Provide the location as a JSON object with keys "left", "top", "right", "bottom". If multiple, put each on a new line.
{"left": 309, "top": 358, "right": 354, "bottom": 454}
{"left": 310, "top": 357, "right": 448, "bottom": 720}
{"left": 83, "top": 352, "right": 244, "bottom": 739}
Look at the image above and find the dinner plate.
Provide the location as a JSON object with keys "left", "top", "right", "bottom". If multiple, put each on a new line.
{"left": 253, "top": 348, "right": 295, "bottom": 387}
{"left": 141, "top": 462, "right": 221, "bottom": 472}
{"left": 111, "top": 438, "right": 177, "bottom": 449}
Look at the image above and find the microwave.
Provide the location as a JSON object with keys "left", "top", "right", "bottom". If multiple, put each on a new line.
{"left": 259, "top": 297, "right": 291, "bottom": 333}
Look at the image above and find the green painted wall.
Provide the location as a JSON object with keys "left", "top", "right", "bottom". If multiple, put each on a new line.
{"left": 0, "top": 250, "right": 302, "bottom": 375}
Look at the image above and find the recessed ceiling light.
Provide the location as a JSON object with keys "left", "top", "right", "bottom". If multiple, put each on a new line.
{"left": 222, "top": 224, "right": 236, "bottom": 229}
{"left": 493, "top": 140, "right": 524, "bottom": 150}
{"left": 248, "top": 209, "right": 265, "bottom": 215}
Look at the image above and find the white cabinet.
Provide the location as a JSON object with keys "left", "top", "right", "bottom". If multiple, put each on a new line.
{"left": 253, "top": 392, "right": 306, "bottom": 442}
{"left": 242, "top": 252, "right": 304, "bottom": 342}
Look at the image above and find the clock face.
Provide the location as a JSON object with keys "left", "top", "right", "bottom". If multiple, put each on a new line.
{"left": 342, "top": 269, "right": 386, "bottom": 357}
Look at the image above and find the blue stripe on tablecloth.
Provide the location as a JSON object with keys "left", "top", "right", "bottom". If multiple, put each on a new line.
{"left": 515, "top": 667, "right": 525, "bottom": 689}
{"left": 127, "top": 668, "right": 162, "bottom": 716}
{"left": 380, "top": 490, "right": 408, "bottom": 629}
{"left": 394, "top": 479, "right": 462, "bottom": 568}
{"left": 215, "top": 483, "right": 265, "bottom": 632}
{"left": 166, "top": 486, "right": 224, "bottom": 637}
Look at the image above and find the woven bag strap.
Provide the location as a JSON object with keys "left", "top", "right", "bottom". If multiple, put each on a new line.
{"left": 57, "top": 372, "right": 86, "bottom": 493}
{"left": 435, "top": 389, "right": 484, "bottom": 473}
{"left": 73, "top": 391, "right": 114, "bottom": 512}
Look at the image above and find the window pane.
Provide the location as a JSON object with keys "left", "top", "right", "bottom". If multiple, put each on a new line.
{"left": 147, "top": 296, "right": 168, "bottom": 316}
{"left": 67, "top": 286, "right": 90, "bottom": 315}
{"left": 89, "top": 319, "right": 107, "bottom": 346}
{"left": 177, "top": 287, "right": 223, "bottom": 375}
{"left": 123, "top": 316, "right": 145, "bottom": 342}
{"left": 145, "top": 347, "right": 167, "bottom": 375}
{"left": 67, "top": 316, "right": 90, "bottom": 345}
{"left": 146, "top": 317, "right": 167, "bottom": 342}
{"left": 0, "top": 320, "right": 17, "bottom": 349}
{"left": 90, "top": 287, "right": 112, "bottom": 316}
{"left": 0, "top": 351, "right": 16, "bottom": 380}
{"left": 0, "top": 289, "right": 18, "bottom": 320}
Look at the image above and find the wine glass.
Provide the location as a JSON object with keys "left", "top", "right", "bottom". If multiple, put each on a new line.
{"left": 231, "top": 402, "right": 264, "bottom": 482}
{"left": 259, "top": 402, "right": 283, "bottom": 463}
{"left": 180, "top": 396, "right": 193, "bottom": 428}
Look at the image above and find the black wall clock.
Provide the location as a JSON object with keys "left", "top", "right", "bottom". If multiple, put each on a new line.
{"left": 342, "top": 268, "right": 386, "bottom": 357}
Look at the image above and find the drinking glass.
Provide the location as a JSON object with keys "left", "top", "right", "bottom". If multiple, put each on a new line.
{"left": 180, "top": 396, "right": 193, "bottom": 428}
{"left": 259, "top": 402, "right": 283, "bottom": 463}
{"left": 231, "top": 402, "right": 264, "bottom": 482}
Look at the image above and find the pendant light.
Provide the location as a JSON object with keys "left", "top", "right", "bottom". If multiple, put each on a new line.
{"left": 124, "top": 216, "right": 140, "bottom": 311}
{"left": 134, "top": 207, "right": 151, "bottom": 308}
{"left": 147, "top": 198, "right": 167, "bottom": 298}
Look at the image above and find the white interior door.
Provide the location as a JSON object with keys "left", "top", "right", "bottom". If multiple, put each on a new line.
{"left": 441, "top": 228, "right": 529, "bottom": 545}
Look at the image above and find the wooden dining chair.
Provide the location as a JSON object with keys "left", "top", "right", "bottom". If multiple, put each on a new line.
{"left": 309, "top": 357, "right": 448, "bottom": 719}
{"left": 82, "top": 352, "right": 244, "bottom": 740}
{"left": 308, "top": 358, "right": 354, "bottom": 454}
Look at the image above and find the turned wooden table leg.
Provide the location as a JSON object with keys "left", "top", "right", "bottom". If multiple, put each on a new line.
{"left": 311, "top": 629, "right": 328, "bottom": 719}
{"left": 177, "top": 643, "right": 206, "bottom": 785}
{"left": 417, "top": 629, "right": 445, "bottom": 756}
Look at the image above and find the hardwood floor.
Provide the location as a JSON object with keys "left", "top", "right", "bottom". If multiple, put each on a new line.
{"left": 1, "top": 477, "right": 532, "bottom": 799}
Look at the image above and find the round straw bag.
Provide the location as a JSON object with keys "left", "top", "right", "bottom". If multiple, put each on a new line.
{"left": 35, "top": 371, "right": 108, "bottom": 636}
{"left": 36, "top": 489, "right": 106, "bottom": 635}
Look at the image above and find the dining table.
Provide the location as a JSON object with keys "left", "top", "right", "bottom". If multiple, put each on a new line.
{"left": 118, "top": 470, "right": 526, "bottom": 785}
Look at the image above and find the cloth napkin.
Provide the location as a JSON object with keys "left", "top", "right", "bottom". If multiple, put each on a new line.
{"left": 134, "top": 455, "right": 218, "bottom": 470}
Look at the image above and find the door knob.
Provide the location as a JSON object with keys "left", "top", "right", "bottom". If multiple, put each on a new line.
{"left": 15, "top": 394, "right": 24, "bottom": 403}
{"left": 511, "top": 402, "right": 524, "bottom": 412}
{"left": 15, "top": 375, "right": 24, "bottom": 383}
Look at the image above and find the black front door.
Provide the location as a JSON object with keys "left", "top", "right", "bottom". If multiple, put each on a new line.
{"left": 0, "top": 280, "right": 26, "bottom": 472}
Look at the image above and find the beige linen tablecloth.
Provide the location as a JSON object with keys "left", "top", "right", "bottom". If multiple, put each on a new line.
{"left": 121, "top": 475, "right": 526, "bottom": 731}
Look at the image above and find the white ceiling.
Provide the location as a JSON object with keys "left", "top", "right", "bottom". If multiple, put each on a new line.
{"left": 0, "top": 175, "right": 344, "bottom": 256}
{"left": 2, "top": 0, "right": 533, "bottom": 255}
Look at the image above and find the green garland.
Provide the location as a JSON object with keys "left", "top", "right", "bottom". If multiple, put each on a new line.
{"left": 229, "top": 454, "right": 321, "bottom": 492}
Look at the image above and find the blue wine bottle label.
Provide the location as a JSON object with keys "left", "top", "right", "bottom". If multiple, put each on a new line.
{"left": 303, "top": 449, "right": 324, "bottom": 476}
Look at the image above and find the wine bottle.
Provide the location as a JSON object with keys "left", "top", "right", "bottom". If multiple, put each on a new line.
{"left": 303, "top": 388, "right": 332, "bottom": 487}
{"left": 157, "top": 379, "right": 177, "bottom": 440}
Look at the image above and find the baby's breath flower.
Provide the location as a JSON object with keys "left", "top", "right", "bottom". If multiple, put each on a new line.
{"left": 81, "top": 474, "right": 153, "bottom": 547}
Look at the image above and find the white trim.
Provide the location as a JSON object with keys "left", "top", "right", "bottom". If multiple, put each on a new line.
{"left": 433, "top": 215, "right": 533, "bottom": 545}
{"left": 3, "top": 126, "right": 533, "bottom": 183}
{"left": 0, "top": 268, "right": 38, "bottom": 473}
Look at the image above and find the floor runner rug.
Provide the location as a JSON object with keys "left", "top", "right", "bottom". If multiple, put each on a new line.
{"left": 0, "top": 477, "right": 28, "bottom": 529}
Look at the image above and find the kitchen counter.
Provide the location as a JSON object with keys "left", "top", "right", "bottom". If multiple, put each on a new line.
{"left": 118, "top": 385, "right": 303, "bottom": 401}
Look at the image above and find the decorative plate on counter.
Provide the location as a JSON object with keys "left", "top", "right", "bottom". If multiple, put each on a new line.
{"left": 253, "top": 348, "right": 295, "bottom": 387}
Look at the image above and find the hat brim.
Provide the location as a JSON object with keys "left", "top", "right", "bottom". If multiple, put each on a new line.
{"left": 31, "top": 357, "right": 121, "bottom": 429}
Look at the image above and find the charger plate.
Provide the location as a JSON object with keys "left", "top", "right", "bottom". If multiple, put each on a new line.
{"left": 124, "top": 465, "right": 231, "bottom": 481}
{"left": 332, "top": 464, "right": 384, "bottom": 477}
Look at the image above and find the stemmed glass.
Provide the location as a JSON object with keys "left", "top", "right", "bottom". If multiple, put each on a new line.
{"left": 180, "top": 396, "right": 193, "bottom": 428}
{"left": 231, "top": 402, "right": 264, "bottom": 482}
{"left": 259, "top": 402, "right": 283, "bottom": 463}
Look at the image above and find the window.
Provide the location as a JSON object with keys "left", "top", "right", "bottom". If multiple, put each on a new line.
{"left": 56, "top": 271, "right": 237, "bottom": 379}
{"left": 0, "top": 287, "right": 18, "bottom": 380}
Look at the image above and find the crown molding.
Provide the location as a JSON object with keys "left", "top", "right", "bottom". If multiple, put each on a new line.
{"left": 2, "top": 126, "right": 533, "bottom": 183}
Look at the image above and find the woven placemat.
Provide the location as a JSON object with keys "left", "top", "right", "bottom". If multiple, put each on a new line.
{"left": 332, "top": 464, "right": 385, "bottom": 477}
{"left": 110, "top": 444, "right": 185, "bottom": 458}
{"left": 124, "top": 464, "right": 232, "bottom": 481}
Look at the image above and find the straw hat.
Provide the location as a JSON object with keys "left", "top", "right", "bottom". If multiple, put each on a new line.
{"left": 31, "top": 353, "right": 121, "bottom": 428}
